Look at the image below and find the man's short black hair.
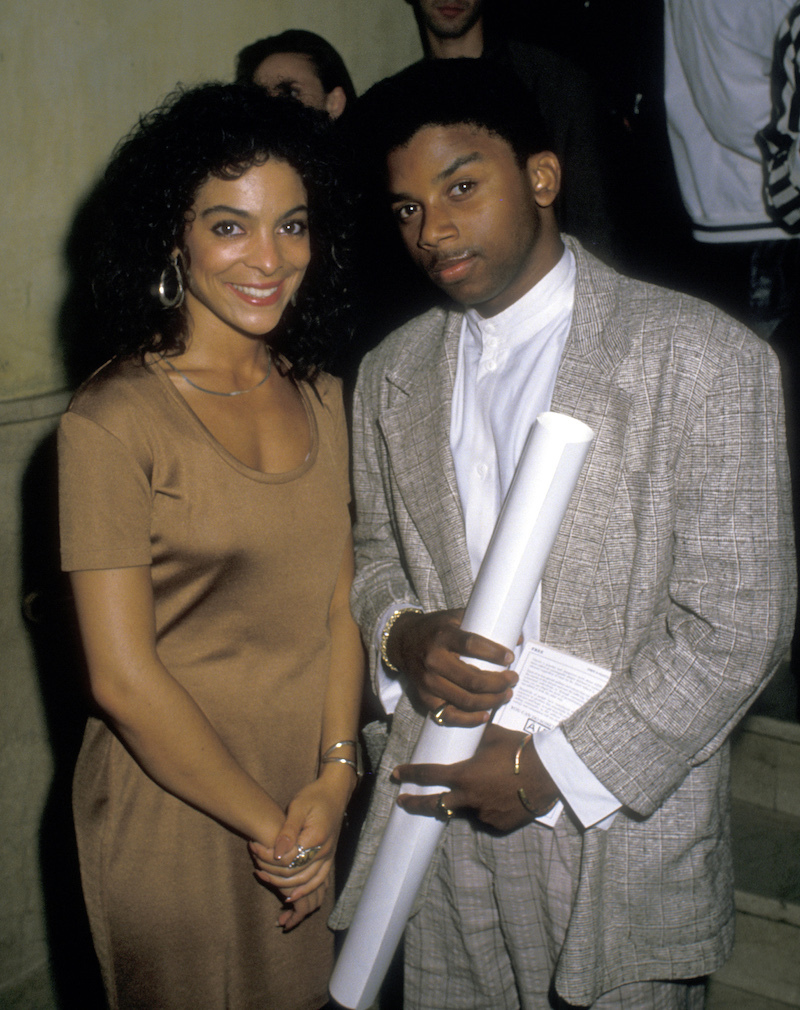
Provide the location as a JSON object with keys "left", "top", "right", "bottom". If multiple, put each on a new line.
{"left": 235, "top": 29, "right": 357, "bottom": 106}
{"left": 354, "top": 58, "right": 552, "bottom": 169}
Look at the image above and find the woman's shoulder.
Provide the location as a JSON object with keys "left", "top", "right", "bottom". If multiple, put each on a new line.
{"left": 66, "top": 356, "right": 162, "bottom": 428}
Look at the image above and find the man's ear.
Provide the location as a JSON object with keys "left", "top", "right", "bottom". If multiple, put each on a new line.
{"left": 526, "top": 152, "right": 561, "bottom": 208}
{"left": 324, "top": 86, "right": 347, "bottom": 120}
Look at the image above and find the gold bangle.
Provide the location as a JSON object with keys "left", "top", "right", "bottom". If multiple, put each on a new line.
{"left": 380, "top": 606, "right": 423, "bottom": 674}
{"left": 518, "top": 787, "right": 559, "bottom": 818}
{"left": 513, "top": 732, "right": 533, "bottom": 775}
{"left": 513, "top": 732, "right": 558, "bottom": 817}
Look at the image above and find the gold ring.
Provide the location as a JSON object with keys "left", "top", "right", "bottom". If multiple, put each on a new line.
{"left": 287, "top": 844, "right": 322, "bottom": 869}
{"left": 432, "top": 704, "right": 447, "bottom": 726}
{"left": 436, "top": 794, "right": 455, "bottom": 820}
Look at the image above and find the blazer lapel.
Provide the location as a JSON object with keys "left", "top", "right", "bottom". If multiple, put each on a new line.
{"left": 377, "top": 310, "right": 475, "bottom": 608}
{"left": 542, "top": 241, "right": 632, "bottom": 648}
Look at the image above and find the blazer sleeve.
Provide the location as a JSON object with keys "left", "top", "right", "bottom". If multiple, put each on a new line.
{"left": 349, "top": 362, "right": 424, "bottom": 694}
{"left": 562, "top": 334, "right": 796, "bottom": 817}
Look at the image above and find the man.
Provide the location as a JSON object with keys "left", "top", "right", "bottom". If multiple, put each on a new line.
{"left": 331, "top": 60, "right": 795, "bottom": 1008}
{"left": 235, "top": 30, "right": 356, "bottom": 119}
{"left": 408, "top": 0, "right": 485, "bottom": 56}
{"left": 403, "top": 0, "right": 616, "bottom": 256}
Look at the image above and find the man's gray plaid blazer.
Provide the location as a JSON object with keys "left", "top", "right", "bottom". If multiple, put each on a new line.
{"left": 331, "top": 239, "right": 796, "bottom": 1004}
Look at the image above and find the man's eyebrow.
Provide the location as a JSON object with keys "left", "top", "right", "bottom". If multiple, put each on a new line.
{"left": 435, "top": 151, "right": 484, "bottom": 182}
{"left": 389, "top": 151, "right": 484, "bottom": 203}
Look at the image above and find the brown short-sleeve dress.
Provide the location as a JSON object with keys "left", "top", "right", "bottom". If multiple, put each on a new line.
{"left": 58, "top": 356, "right": 351, "bottom": 1010}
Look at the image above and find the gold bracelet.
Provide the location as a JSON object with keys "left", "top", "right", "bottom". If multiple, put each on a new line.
{"left": 518, "top": 787, "right": 559, "bottom": 817}
{"left": 380, "top": 606, "right": 423, "bottom": 674}
{"left": 513, "top": 731, "right": 558, "bottom": 817}
{"left": 514, "top": 732, "right": 533, "bottom": 775}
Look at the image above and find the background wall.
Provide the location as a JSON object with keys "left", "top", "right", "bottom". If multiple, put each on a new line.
{"left": 0, "top": 3, "right": 421, "bottom": 1006}
{"left": 0, "top": 0, "right": 421, "bottom": 399}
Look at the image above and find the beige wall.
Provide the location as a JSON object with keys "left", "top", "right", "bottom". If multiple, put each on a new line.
{"left": 0, "top": 2, "right": 421, "bottom": 1005}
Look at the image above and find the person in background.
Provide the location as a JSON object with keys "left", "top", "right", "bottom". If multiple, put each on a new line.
{"left": 760, "top": 1, "right": 800, "bottom": 233}
{"left": 58, "top": 83, "right": 362, "bottom": 1010}
{"left": 664, "top": 0, "right": 799, "bottom": 338}
{"left": 759, "top": 1, "right": 800, "bottom": 721}
{"left": 236, "top": 29, "right": 356, "bottom": 119}
{"left": 326, "top": 59, "right": 795, "bottom": 1009}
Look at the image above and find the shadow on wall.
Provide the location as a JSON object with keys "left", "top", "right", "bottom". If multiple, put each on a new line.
{"left": 17, "top": 174, "right": 113, "bottom": 1007}
{"left": 20, "top": 433, "right": 105, "bottom": 1009}
{"left": 58, "top": 178, "right": 117, "bottom": 391}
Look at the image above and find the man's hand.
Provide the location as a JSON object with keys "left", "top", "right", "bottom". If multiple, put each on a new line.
{"left": 393, "top": 723, "right": 560, "bottom": 832}
{"left": 387, "top": 609, "right": 517, "bottom": 726}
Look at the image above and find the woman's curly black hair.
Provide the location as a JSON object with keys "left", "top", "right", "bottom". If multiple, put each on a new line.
{"left": 93, "top": 82, "right": 353, "bottom": 380}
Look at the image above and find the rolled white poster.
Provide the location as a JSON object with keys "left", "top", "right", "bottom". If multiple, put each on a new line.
{"left": 329, "top": 412, "right": 594, "bottom": 1010}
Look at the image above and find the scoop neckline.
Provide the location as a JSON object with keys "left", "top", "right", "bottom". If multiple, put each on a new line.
{"left": 146, "top": 354, "right": 319, "bottom": 483}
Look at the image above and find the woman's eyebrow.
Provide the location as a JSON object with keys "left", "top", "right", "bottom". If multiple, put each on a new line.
{"left": 200, "top": 204, "right": 250, "bottom": 218}
{"left": 199, "top": 203, "right": 308, "bottom": 219}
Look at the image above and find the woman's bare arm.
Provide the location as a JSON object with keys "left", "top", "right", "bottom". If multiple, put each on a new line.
{"left": 70, "top": 565, "right": 286, "bottom": 846}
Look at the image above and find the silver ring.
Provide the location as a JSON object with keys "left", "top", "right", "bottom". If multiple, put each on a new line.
{"left": 432, "top": 703, "right": 447, "bottom": 726}
{"left": 436, "top": 794, "right": 455, "bottom": 820}
{"left": 287, "top": 844, "right": 322, "bottom": 869}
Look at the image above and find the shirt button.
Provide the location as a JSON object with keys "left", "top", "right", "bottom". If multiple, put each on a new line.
{"left": 476, "top": 463, "right": 488, "bottom": 478}
{"left": 485, "top": 359, "right": 497, "bottom": 372}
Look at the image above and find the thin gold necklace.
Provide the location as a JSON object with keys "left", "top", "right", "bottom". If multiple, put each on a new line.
{"left": 161, "top": 353, "right": 272, "bottom": 396}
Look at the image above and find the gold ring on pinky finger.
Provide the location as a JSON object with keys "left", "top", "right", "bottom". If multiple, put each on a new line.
{"left": 432, "top": 703, "right": 447, "bottom": 725}
{"left": 436, "top": 794, "right": 455, "bottom": 820}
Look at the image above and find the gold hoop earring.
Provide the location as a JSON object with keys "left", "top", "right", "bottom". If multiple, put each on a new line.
{"left": 158, "top": 253, "right": 185, "bottom": 309}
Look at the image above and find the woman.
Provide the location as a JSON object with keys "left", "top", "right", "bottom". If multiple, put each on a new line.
{"left": 58, "top": 83, "right": 362, "bottom": 1010}
{"left": 235, "top": 29, "right": 357, "bottom": 120}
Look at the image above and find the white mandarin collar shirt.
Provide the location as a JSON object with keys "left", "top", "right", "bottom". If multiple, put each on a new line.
{"left": 451, "top": 245, "right": 576, "bottom": 639}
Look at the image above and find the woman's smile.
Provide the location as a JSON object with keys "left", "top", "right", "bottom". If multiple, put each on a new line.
{"left": 228, "top": 279, "right": 285, "bottom": 305}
